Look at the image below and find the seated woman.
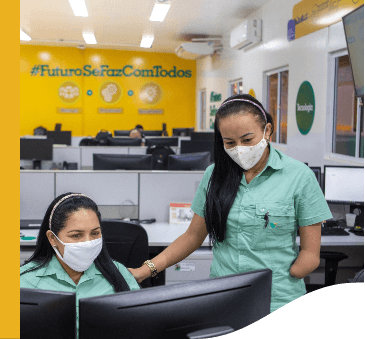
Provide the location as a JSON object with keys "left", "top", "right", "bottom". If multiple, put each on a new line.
{"left": 20, "top": 193, "right": 140, "bottom": 331}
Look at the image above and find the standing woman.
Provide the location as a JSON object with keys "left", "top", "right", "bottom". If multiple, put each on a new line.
{"left": 130, "top": 94, "right": 332, "bottom": 312}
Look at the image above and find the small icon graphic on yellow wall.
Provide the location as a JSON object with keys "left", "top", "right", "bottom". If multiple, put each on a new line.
{"left": 58, "top": 81, "right": 81, "bottom": 104}
{"left": 99, "top": 81, "right": 122, "bottom": 104}
{"left": 139, "top": 82, "right": 163, "bottom": 106}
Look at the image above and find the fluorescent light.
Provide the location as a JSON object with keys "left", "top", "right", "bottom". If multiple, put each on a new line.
{"left": 140, "top": 35, "right": 154, "bottom": 48}
{"left": 68, "top": 0, "right": 89, "bottom": 17}
{"left": 82, "top": 32, "right": 97, "bottom": 44}
{"left": 149, "top": 2, "right": 171, "bottom": 22}
{"left": 20, "top": 29, "right": 31, "bottom": 41}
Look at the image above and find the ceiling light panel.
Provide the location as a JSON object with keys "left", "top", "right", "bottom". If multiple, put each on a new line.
{"left": 20, "top": 29, "right": 31, "bottom": 41}
{"left": 140, "top": 35, "right": 154, "bottom": 48}
{"left": 149, "top": 2, "right": 171, "bottom": 22}
{"left": 68, "top": 0, "right": 89, "bottom": 17}
{"left": 83, "top": 32, "right": 97, "bottom": 44}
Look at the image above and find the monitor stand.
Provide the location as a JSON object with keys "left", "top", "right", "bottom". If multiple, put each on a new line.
{"left": 350, "top": 204, "right": 364, "bottom": 229}
{"left": 33, "top": 160, "right": 42, "bottom": 170}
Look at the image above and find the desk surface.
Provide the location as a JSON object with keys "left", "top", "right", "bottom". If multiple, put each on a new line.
{"left": 20, "top": 222, "right": 364, "bottom": 247}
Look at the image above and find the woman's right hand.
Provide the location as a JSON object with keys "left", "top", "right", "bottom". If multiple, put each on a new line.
{"left": 128, "top": 266, "right": 150, "bottom": 283}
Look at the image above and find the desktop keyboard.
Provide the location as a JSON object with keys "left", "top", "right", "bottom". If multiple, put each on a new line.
{"left": 321, "top": 227, "right": 350, "bottom": 236}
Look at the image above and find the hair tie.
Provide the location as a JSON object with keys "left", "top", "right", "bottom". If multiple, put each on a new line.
{"left": 49, "top": 193, "right": 89, "bottom": 230}
{"left": 219, "top": 99, "right": 267, "bottom": 124}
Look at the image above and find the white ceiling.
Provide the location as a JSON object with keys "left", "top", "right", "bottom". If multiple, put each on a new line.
{"left": 20, "top": 0, "right": 272, "bottom": 53}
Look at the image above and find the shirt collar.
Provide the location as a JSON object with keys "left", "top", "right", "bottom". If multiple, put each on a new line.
{"left": 265, "top": 143, "right": 284, "bottom": 171}
{"left": 36, "top": 255, "right": 103, "bottom": 280}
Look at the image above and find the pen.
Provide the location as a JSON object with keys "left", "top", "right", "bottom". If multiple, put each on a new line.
{"left": 263, "top": 211, "right": 270, "bottom": 229}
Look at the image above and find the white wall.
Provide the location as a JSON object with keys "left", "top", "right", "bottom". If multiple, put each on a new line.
{"left": 196, "top": 0, "right": 363, "bottom": 169}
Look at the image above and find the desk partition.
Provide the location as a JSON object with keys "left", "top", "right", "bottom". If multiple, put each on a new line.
{"left": 20, "top": 172, "right": 55, "bottom": 219}
{"left": 139, "top": 172, "right": 204, "bottom": 222}
{"left": 53, "top": 146, "right": 82, "bottom": 169}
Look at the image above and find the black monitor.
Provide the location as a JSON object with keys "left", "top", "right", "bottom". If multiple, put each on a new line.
{"left": 168, "top": 152, "right": 210, "bottom": 171}
{"left": 172, "top": 128, "right": 195, "bottom": 136}
{"left": 143, "top": 130, "right": 163, "bottom": 136}
{"left": 309, "top": 166, "right": 321, "bottom": 188}
{"left": 93, "top": 154, "right": 152, "bottom": 170}
{"left": 106, "top": 137, "right": 142, "bottom": 146}
{"left": 46, "top": 131, "right": 72, "bottom": 145}
{"left": 343, "top": 5, "right": 364, "bottom": 97}
{"left": 114, "top": 130, "right": 130, "bottom": 137}
{"left": 191, "top": 131, "right": 214, "bottom": 142}
{"left": 55, "top": 123, "right": 62, "bottom": 131}
{"left": 20, "top": 138, "right": 53, "bottom": 169}
{"left": 79, "top": 269, "right": 272, "bottom": 339}
{"left": 145, "top": 137, "right": 178, "bottom": 147}
{"left": 180, "top": 140, "right": 214, "bottom": 163}
{"left": 21, "top": 288, "right": 76, "bottom": 339}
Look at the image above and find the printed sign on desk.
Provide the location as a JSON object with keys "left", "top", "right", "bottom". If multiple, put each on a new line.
{"left": 169, "top": 203, "right": 193, "bottom": 225}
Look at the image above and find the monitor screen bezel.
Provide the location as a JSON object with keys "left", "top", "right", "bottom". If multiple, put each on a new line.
{"left": 324, "top": 165, "right": 364, "bottom": 205}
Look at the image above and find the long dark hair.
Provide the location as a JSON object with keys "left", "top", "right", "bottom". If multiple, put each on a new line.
{"left": 21, "top": 192, "right": 131, "bottom": 292}
{"left": 205, "top": 94, "right": 274, "bottom": 245}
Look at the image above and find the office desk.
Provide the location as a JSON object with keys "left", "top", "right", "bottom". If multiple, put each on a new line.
{"left": 20, "top": 222, "right": 364, "bottom": 247}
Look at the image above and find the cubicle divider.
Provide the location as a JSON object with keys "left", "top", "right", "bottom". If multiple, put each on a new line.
{"left": 20, "top": 170, "right": 203, "bottom": 222}
{"left": 52, "top": 146, "right": 180, "bottom": 170}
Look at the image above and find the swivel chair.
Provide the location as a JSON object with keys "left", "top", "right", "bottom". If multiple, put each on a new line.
{"left": 101, "top": 220, "right": 152, "bottom": 288}
{"left": 306, "top": 251, "right": 349, "bottom": 292}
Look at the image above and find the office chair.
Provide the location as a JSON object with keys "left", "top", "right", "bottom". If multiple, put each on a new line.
{"left": 101, "top": 220, "right": 152, "bottom": 288}
{"left": 306, "top": 251, "right": 349, "bottom": 292}
{"left": 146, "top": 145, "right": 175, "bottom": 170}
{"left": 347, "top": 269, "right": 364, "bottom": 283}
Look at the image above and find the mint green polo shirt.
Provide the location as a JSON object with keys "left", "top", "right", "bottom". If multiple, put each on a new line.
{"left": 20, "top": 255, "right": 140, "bottom": 335}
{"left": 191, "top": 144, "right": 332, "bottom": 313}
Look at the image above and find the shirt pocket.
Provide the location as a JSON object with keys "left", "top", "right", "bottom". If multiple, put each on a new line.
{"left": 251, "top": 202, "right": 296, "bottom": 251}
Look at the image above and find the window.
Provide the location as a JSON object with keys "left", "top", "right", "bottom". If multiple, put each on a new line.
{"left": 265, "top": 69, "right": 288, "bottom": 144}
{"left": 333, "top": 55, "right": 363, "bottom": 158}
{"left": 230, "top": 79, "right": 243, "bottom": 96}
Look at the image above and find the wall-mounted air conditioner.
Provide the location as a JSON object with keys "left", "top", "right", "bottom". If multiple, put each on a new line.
{"left": 175, "top": 42, "right": 214, "bottom": 60}
{"left": 230, "top": 19, "right": 262, "bottom": 50}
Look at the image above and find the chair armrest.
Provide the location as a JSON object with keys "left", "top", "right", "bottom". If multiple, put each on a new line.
{"left": 186, "top": 326, "right": 235, "bottom": 339}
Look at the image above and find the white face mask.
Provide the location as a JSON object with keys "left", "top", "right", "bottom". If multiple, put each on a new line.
{"left": 224, "top": 126, "right": 268, "bottom": 171}
{"left": 52, "top": 232, "right": 103, "bottom": 272}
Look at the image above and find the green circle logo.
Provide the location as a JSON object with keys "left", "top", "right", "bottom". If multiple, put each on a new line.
{"left": 296, "top": 81, "right": 315, "bottom": 135}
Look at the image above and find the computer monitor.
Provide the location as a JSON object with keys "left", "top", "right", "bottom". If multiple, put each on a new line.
{"left": 191, "top": 131, "right": 214, "bottom": 142}
{"left": 180, "top": 140, "right": 214, "bottom": 163}
{"left": 79, "top": 269, "right": 272, "bottom": 339}
{"left": 93, "top": 154, "right": 152, "bottom": 170}
{"left": 324, "top": 166, "right": 364, "bottom": 204}
{"left": 114, "top": 130, "right": 130, "bottom": 137}
{"left": 20, "top": 138, "right": 53, "bottom": 169}
{"left": 168, "top": 152, "right": 210, "bottom": 171}
{"left": 46, "top": 131, "right": 72, "bottom": 145}
{"left": 106, "top": 137, "right": 142, "bottom": 146}
{"left": 343, "top": 5, "right": 364, "bottom": 97}
{"left": 145, "top": 137, "right": 179, "bottom": 147}
{"left": 143, "top": 130, "right": 163, "bottom": 136}
{"left": 172, "top": 128, "right": 195, "bottom": 136}
{"left": 21, "top": 288, "right": 76, "bottom": 339}
{"left": 309, "top": 166, "right": 321, "bottom": 188}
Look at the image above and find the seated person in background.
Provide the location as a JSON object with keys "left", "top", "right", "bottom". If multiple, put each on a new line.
{"left": 135, "top": 124, "right": 144, "bottom": 132}
{"left": 129, "top": 128, "right": 145, "bottom": 146}
{"left": 20, "top": 193, "right": 140, "bottom": 332}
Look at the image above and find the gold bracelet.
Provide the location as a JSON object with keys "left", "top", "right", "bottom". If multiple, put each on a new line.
{"left": 143, "top": 260, "right": 157, "bottom": 277}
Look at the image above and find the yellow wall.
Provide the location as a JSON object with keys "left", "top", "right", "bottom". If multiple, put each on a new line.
{"left": 20, "top": 45, "right": 196, "bottom": 136}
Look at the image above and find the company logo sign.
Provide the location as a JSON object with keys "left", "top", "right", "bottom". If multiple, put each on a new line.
{"left": 58, "top": 81, "right": 81, "bottom": 104}
{"left": 99, "top": 81, "right": 122, "bottom": 104}
{"left": 139, "top": 82, "right": 163, "bottom": 106}
{"left": 296, "top": 81, "right": 315, "bottom": 135}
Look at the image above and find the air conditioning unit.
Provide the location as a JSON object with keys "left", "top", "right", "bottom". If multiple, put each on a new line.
{"left": 230, "top": 19, "right": 262, "bottom": 50}
{"left": 175, "top": 42, "right": 214, "bottom": 60}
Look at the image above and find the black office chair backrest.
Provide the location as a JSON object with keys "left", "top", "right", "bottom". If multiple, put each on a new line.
{"left": 101, "top": 220, "right": 149, "bottom": 268}
{"left": 146, "top": 145, "right": 175, "bottom": 170}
